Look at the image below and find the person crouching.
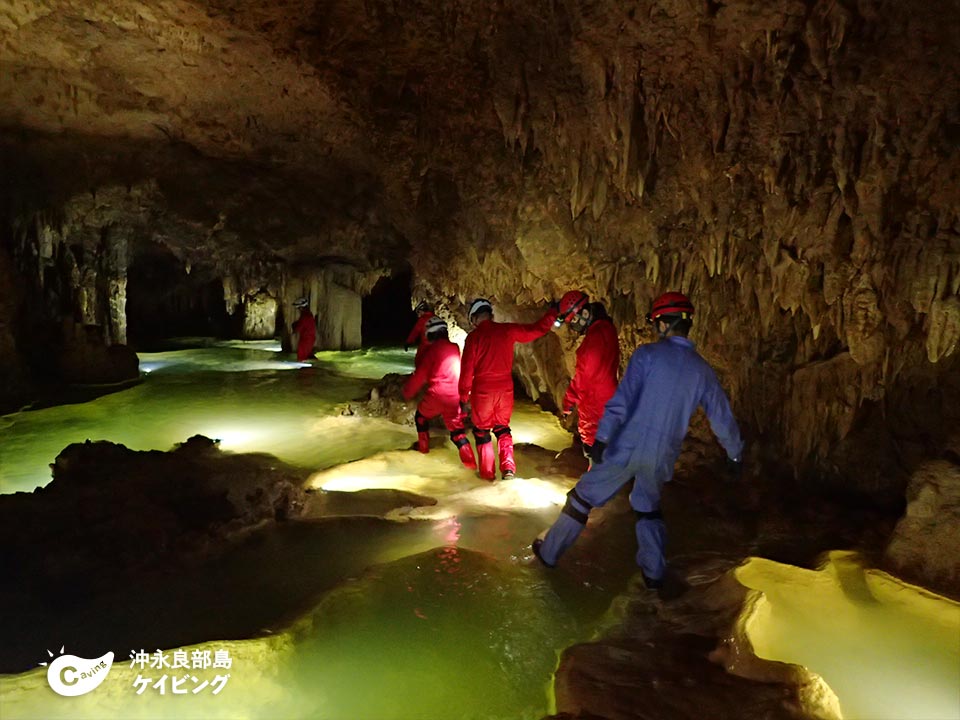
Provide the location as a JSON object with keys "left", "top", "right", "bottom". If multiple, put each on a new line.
{"left": 402, "top": 317, "right": 477, "bottom": 469}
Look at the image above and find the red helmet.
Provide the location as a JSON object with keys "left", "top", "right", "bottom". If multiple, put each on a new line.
{"left": 647, "top": 292, "right": 694, "bottom": 323}
{"left": 556, "top": 290, "right": 589, "bottom": 325}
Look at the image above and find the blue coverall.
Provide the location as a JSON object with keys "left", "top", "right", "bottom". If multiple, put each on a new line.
{"left": 538, "top": 335, "right": 744, "bottom": 581}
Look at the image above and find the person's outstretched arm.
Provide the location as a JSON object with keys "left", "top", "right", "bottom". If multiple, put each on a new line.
{"left": 508, "top": 307, "right": 559, "bottom": 343}
{"left": 700, "top": 368, "right": 744, "bottom": 460}
{"left": 406, "top": 316, "right": 427, "bottom": 346}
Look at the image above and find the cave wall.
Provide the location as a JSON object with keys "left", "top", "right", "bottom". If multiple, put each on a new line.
{"left": 1, "top": 0, "right": 958, "bottom": 496}
{"left": 0, "top": 246, "right": 30, "bottom": 410}
{"left": 393, "top": 0, "right": 960, "bottom": 497}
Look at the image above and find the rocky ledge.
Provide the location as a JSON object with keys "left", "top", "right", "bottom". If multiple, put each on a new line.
{"left": 0, "top": 435, "right": 306, "bottom": 595}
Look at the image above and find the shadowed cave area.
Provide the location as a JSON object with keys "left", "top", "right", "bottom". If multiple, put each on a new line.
{"left": 0, "top": 1, "right": 959, "bottom": 719}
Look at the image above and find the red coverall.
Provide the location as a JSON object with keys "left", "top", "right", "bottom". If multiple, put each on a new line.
{"left": 402, "top": 337, "right": 477, "bottom": 469}
{"left": 459, "top": 308, "right": 558, "bottom": 480}
{"left": 293, "top": 310, "right": 316, "bottom": 361}
{"left": 562, "top": 317, "right": 620, "bottom": 448}
{"left": 406, "top": 311, "right": 436, "bottom": 364}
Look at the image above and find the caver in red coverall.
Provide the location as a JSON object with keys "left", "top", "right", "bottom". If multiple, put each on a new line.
{"left": 563, "top": 313, "right": 620, "bottom": 452}
{"left": 405, "top": 311, "right": 436, "bottom": 364}
{"left": 293, "top": 308, "right": 316, "bottom": 361}
{"left": 459, "top": 308, "right": 558, "bottom": 480}
{"left": 403, "top": 337, "right": 477, "bottom": 469}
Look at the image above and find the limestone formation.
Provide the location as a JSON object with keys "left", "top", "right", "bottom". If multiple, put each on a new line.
{"left": 3, "top": 1, "right": 958, "bottom": 490}
{"left": 2, "top": 1, "right": 960, "bottom": 715}
{"left": 884, "top": 459, "right": 960, "bottom": 599}
{"left": 0, "top": 436, "right": 306, "bottom": 594}
{"left": 241, "top": 290, "right": 278, "bottom": 339}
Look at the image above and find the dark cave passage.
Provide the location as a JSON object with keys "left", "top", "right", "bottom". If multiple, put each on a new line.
{"left": 126, "top": 242, "right": 234, "bottom": 347}
{"left": 362, "top": 270, "right": 418, "bottom": 347}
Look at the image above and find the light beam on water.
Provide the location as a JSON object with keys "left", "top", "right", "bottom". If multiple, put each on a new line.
{"left": 1, "top": 342, "right": 600, "bottom": 719}
{"left": 7, "top": 344, "right": 955, "bottom": 719}
{"left": 0, "top": 343, "right": 419, "bottom": 494}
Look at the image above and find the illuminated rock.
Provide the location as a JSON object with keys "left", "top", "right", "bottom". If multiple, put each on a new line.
{"left": 553, "top": 558, "right": 843, "bottom": 720}
{"left": 884, "top": 459, "right": 960, "bottom": 598}
{"left": 241, "top": 291, "right": 278, "bottom": 340}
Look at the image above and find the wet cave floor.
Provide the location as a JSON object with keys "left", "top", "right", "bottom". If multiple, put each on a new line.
{"left": 0, "top": 342, "right": 958, "bottom": 720}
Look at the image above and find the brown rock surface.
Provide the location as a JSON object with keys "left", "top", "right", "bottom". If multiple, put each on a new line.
{"left": 5, "top": 0, "right": 957, "bottom": 498}
{"left": 0, "top": 435, "right": 306, "bottom": 593}
{"left": 883, "top": 458, "right": 960, "bottom": 599}
{"left": 551, "top": 560, "right": 840, "bottom": 720}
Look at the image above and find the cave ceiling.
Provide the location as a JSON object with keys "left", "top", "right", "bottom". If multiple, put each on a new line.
{"left": 4, "top": 0, "right": 959, "bottom": 280}
{"left": 3, "top": 2, "right": 960, "bottom": 418}
{"left": 1, "top": 0, "right": 518, "bottom": 270}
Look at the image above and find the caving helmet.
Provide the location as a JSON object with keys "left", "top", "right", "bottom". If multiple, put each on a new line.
{"left": 468, "top": 298, "right": 493, "bottom": 322}
{"left": 293, "top": 297, "right": 309, "bottom": 309}
{"left": 646, "top": 292, "right": 694, "bottom": 337}
{"left": 424, "top": 316, "right": 448, "bottom": 339}
{"left": 646, "top": 292, "right": 694, "bottom": 323}
{"left": 414, "top": 301, "right": 432, "bottom": 314}
{"left": 554, "top": 290, "right": 590, "bottom": 328}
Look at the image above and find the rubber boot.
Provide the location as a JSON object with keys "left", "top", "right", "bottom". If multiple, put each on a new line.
{"left": 474, "top": 429, "right": 495, "bottom": 481}
{"left": 451, "top": 430, "right": 477, "bottom": 470}
{"left": 458, "top": 442, "right": 478, "bottom": 469}
{"left": 634, "top": 512, "right": 667, "bottom": 583}
{"left": 494, "top": 426, "right": 515, "bottom": 477}
{"left": 417, "top": 431, "right": 430, "bottom": 454}
{"left": 537, "top": 514, "right": 586, "bottom": 566}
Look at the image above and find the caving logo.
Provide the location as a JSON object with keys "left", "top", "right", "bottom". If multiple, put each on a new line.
{"left": 40, "top": 646, "right": 114, "bottom": 697}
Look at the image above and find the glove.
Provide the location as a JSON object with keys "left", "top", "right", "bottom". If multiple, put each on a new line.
{"left": 725, "top": 457, "right": 743, "bottom": 480}
{"left": 589, "top": 441, "right": 607, "bottom": 464}
{"left": 549, "top": 300, "right": 560, "bottom": 312}
{"left": 460, "top": 400, "right": 471, "bottom": 417}
{"left": 404, "top": 344, "right": 410, "bottom": 352}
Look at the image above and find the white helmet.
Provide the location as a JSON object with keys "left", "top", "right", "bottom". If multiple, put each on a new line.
{"left": 424, "top": 316, "right": 448, "bottom": 338}
{"left": 293, "top": 297, "right": 309, "bottom": 308}
{"left": 468, "top": 298, "right": 492, "bottom": 320}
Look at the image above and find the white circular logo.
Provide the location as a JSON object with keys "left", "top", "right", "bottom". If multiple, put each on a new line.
{"left": 42, "top": 649, "right": 114, "bottom": 697}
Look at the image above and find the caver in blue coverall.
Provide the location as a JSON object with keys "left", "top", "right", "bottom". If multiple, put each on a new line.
{"left": 537, "top": 335, "right": 743, "bottom": 582}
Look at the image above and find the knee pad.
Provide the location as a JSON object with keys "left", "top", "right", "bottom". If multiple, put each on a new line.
{"left": 562, "top": 488, "right": 592, "bottom": 525}
{"left": 493, "top": 425, "right": 512, "bottom": 438}
{"left": 634, "top": 508, "right": 663, "bottom": 521}
{"left": 450, "top": 430, "right": 470, "bottom": 448}
{"left": 473, "top": 428, "right": 492, "bottom": 445}
{"left": 414, "top": 412, "right": 430, "bottom": 433}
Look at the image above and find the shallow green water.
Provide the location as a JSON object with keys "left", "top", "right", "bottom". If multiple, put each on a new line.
{"left": 0, "top": 343, "right": 419, "bottom": 494}
{"left": 7, "top": 343, "right": 955, "bottom": 720}
{"left": 0, "top": 341, "right": 607, "bottom": 720}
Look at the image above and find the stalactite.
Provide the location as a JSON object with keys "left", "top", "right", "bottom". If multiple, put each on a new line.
{"left": 926, "top": 296, "right": 960, "bottom": 363}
